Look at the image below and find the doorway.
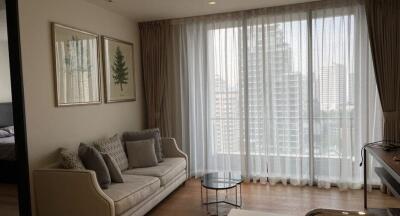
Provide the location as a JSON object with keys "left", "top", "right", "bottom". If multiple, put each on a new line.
{"left": 0, "top": 0, "right": 31, "bottom": 215}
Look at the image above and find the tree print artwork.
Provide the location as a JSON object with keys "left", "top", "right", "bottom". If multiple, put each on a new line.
{"left": 112, "top": 46, "right": 129, "bottom": 91}
{"left": 102, "top": 37, "right": 135, "bottom": 102}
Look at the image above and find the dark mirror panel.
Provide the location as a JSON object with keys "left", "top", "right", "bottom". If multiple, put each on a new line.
{"left": 0, "top": 0, "right": 19, "bottom": 215}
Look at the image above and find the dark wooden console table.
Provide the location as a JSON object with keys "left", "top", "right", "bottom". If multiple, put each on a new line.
{"left": 364, "top": 146, "right": 400, "bottom": 215}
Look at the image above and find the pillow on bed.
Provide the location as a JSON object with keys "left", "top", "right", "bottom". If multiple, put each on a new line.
{"left": 3, "top": 126, "right": 14, "bottom": 135}
{"left": 0, "top": 128, "right": 11, "bottom": 138}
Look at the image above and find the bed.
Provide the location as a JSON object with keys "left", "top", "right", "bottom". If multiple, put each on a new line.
{"left": 0, "top": 102, "right": 17, "bottom": 183}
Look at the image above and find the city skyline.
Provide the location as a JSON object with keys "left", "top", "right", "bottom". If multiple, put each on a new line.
{"left": 209, "top": 20, "right": 356, "bottom": 161}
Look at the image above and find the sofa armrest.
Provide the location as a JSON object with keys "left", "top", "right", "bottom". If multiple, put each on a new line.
{"left": 33, "top": 168, "right": 115, "bottom": 216}
{"left": 161, "top": 138, "right": 189, "bottom": 178}
{"left": 161, "top": 137, "right": 187, "bottom": 159}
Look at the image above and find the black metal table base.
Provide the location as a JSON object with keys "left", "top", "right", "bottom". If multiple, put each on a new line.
{"left": 203, "top": 200, "right": 241, "bottom": 208}
{"left": 201, "top": 184, "right": 242, "bottom": 216}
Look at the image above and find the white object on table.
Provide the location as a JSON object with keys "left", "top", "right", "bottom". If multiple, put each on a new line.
{"left": 228, "top": 209, "right": 292, "bottom": 216}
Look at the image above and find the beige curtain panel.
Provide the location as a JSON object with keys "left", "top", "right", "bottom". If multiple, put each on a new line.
{"left": 139, "top": 21, "right": 170, "bottom": 136}
{"left": 365, "top": 0, "right": 400, "bottom": 141}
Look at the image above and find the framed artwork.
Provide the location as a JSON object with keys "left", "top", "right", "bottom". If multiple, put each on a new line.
{"left": 102, "top": 36, "right": 136, "bottom": 103}
{"left": 51, "top": 23, "right": 101, "bottom": 106}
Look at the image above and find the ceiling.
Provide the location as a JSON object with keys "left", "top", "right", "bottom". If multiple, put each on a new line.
{"left": 85, "top": 0, "right": 318, "bottom": 22}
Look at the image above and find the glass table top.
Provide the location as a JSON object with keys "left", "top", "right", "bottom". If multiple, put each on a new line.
{"left": 201, "top": 172, "right": 244, "bottom": 190}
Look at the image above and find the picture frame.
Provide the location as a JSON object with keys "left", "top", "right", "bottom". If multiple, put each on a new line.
{"left": 51, "top": 22, "right": 102, "bottom": 106}
{"left": 102, "top": 36, "right": 136, "bottom": 103}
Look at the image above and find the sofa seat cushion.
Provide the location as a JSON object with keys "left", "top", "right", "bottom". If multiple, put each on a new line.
{"left": 123, "top": 157, "right": 186, "bottom": 186}
{"left": 103, "top": 175, "right": 160, "bottom": 215}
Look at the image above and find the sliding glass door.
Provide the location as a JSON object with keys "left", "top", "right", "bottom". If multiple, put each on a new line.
{"left": 207, "top": 20, "right": 245, "bottom": 176}
{"left": 202, "top": 2, "right": 381, "bottom": 188}
{"left": 245, "top": 12, "right": 310, "bottom": 185}
{"left": 311, "top": 6, "right": 381, "bottom": 189}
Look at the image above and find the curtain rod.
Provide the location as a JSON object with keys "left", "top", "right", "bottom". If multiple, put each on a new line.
{"left": 139, "top": 0, "right": 362, "bottom": 25}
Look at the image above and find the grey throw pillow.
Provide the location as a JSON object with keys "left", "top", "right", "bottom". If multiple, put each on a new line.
{"left": 102, "top": 153, "right": 124, "bottom": 183}
{"left": 59, "top": 148, "right": 85, "bottom": 169}
{"left": 93, "top": 134, "right": 129, "bottom": 171}
{"left": 78, "top": 143, "right": 111, "bottom": 189}
{"left": 126, "top": 139, "right": 158, "bottom": 168}
{"left": 123, "top": 128, "right": 163, "bottom": 162}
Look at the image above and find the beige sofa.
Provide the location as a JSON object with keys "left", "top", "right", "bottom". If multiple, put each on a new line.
{"left": 33, "top": 137, "right": 188, "bottom": 216}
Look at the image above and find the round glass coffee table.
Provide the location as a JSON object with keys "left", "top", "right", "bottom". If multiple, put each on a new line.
{"left": 201, "top": 172, "right": 244, "bottom": 215}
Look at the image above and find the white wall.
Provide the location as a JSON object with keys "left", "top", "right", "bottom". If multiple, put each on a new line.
{"left": 0, "top": 40, "right": 11, "bottom": 103}
{"left": 0, "top": 8, "right": 11, "bottom": 103}
{"left": 18, "top": 0, "right": 145, "bottom": 212}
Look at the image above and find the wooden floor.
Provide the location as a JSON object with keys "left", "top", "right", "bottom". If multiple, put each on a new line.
{"left": 1, "top": 179, "right": 399, "bottom": 216}
{"left": 147, "top": 179, "right": 400, "bottom": 216}
{"left": 0, "top": 184, "right": 19, "bottom": 216}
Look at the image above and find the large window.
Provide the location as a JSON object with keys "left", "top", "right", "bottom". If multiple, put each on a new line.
{"left": 201, "top": 4, "right": 381, "bottom": 187}
{"left": 208, "top": 26, "right": 243, "bottom": 155}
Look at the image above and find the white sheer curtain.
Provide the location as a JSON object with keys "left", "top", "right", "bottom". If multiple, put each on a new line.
{"left": 170, "top": 0, "right": 382, "bottom": 189}
{"left": 178, "top": 16, "right": 246, "bottom": 177}
{"left": 245, "top": 9, "right": 310, "bottom": 186}
{"left": 311, "top": 3, "right": 382, "bottom": 189}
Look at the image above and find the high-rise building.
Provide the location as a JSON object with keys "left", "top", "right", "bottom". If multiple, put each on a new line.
{"left": 213, "top": 74, "right": 241, "bottom": 153}
{"left": 211, "top": 23, "right": 308, "bottom": 155}
{"left": 317, "top": 64, "right": 347, "bottom": 111}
